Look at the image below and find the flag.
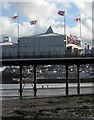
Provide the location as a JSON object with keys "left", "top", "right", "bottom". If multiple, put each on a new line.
{"left": 74, "top": 18, "right": 80, "bottom": 22}
{"left": 12, "top": 15, "right": 18, "bottom": 19}
{"left": 31, "top": 20, "right": 37, "bottom": 25}
{"left": 58, "top": 10, "right": 65, "bottom": 16}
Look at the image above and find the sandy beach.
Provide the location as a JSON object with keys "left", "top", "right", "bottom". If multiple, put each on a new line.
{"left": 1, "top": 94, "right": 94, "bottom": 120}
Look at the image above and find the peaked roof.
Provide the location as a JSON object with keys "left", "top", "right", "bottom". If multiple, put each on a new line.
{"left": 46, "top": 26, "right": 54, "bottom": 34}
{"left": 19, "top": 26, "right": 64, "bottom": 39}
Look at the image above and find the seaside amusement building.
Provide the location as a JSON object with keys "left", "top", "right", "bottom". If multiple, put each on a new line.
{"left": 0, "top": 36, "right": 18, "bottom": 58}
{"left": 0, "top": 26, "right": 82, "bottom": 58}
{"left": 66, "top": 34, "right": 82, "bottom": 55}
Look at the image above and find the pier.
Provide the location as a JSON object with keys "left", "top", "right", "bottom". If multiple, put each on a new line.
{"left": 1, "top": 56, "right": 94, "bottom": 99}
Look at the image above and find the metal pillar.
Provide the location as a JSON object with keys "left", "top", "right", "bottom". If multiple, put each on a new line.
{"left": 77, "top": 64, "right": 80, "bottom": 94}
{"left": 66, "top": 65, "right": 69, "bottom": 96}
{"left": 20, "top": 65, "right": 22, "bottom": 99}
{"left": 34, "top": 65, "right": 37, "bottom": 96}
{"left": 18, "top": 39, "right": 19, "bottom": 58}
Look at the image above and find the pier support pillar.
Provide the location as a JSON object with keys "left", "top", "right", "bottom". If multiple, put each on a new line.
{"left": 34, "top": 65, "right": 37, "bottom": 96}
{"left": 77, "top": 64, "right": 80, "bottom": 94}
{"left": 66, "top": 65, "right": 69, "bottom": 96}
{"left": 20, "top": 65, "right": 23, "bottom": 99}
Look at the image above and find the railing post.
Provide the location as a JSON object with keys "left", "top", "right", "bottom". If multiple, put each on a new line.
{"left": 77, "top": 64, "right": 80, "bottom": 94}
{"left": 34, "top": 65, "right": 37, "bottom": 96}
{"left": 66, "top": 64, "right": 69, "bottom": 96}
{"left": 19, "top": 64, "right": 22, "bottom": 99}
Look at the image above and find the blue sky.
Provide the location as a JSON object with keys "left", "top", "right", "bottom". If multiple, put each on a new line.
{"left": 2, "top": 2, "right": 80, "bottom": 27}
{"left": 2, "top": 3, "right": 28, "bottom": 23}
{"left": 0, "top": 1, "right": 92, "bottom": 47}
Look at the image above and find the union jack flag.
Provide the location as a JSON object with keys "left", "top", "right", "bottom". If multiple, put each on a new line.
{"left": 58, "top": 10, "right": 65, "bottom": 16}
{"left": 31, "top": 20, "right": 37, "bottom": 25}
{"left": 12, "top": 15, "right": 18, "bottom": 19}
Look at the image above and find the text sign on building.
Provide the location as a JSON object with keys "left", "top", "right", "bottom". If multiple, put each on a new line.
{"left": 67, "top": 35, "right": 81, "bottom": 47}
{"left": 3, "top": 37, "right": 11, "bottom": 42}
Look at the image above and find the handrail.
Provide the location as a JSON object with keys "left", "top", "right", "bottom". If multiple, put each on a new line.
{"left": 1, "top": 54, "right": 94, "bottom": 59}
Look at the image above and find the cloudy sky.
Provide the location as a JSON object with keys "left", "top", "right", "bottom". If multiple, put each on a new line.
{"left": 0, "top": 0, "right": 93, "bottom": 48}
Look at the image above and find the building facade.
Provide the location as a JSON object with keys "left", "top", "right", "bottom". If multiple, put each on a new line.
{"left": 1, "top": 26, "right": 66, "bottom": 58}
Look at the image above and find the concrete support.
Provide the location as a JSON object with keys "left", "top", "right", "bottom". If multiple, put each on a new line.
{"left": 20, "top": 65, "right": 22, "bottom": 99}
{"left": 66, "top": 65, "right": 69, "bottom": 96}
{"left": 77, "top": 64, "right": 80, "bottom": 94}
{"left": 34, "top": 65, "right": 37, "bottom": 96}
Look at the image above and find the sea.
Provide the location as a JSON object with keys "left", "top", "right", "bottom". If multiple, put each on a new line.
{"left": 0, "top": 82, "right": 94, "bottom": 100}
{"left": 0, "top": 66, "right": 94, "bottom": 100}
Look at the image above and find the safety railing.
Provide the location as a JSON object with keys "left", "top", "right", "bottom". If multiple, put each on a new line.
{"left": 1, "top": 53, "right": 94, "bottom": 59}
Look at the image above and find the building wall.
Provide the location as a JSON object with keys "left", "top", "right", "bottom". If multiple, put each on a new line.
{"left": 2, "top": 44, "right": 18, "bottom": 58}
{"left": 18, "top": 34, "right": 66, "bottom": 57}
{"left": 2, "top": 34, "right": 66, "bottom": 58}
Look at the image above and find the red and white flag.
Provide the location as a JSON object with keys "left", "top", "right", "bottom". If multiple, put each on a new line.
{"left": 31, "top": 20, "right": 37, "bottom": 25}
{"left": 74, "top": 18, "right": 80, "bottom": 22}
{"left": 12, "top": 15, "right": 18, "bottom": 19}
{"left": 58, "top": 10, "right": 65, "bottom": 16}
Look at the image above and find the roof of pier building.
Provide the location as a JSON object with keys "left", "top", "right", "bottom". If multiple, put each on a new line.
{"left": 19, "top": 26, "right": 66, "bottom": 40}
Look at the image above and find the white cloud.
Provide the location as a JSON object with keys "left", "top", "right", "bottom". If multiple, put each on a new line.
{"left": 2, "top": 2, "right": 11, "bottom": 10}
{"left": 3, "top": 0, "right": 94, "bottom": 2}
{"left": 1, "top": 17, "right": 20, "bottom": 42}
{"left": 19, "top": 22, "right": 36, "bottom": 36}
{"left": 13, "top": 1, "right": 57, "bottom": 20}
{"left": 1, "top": 17, "right": 37, "bottom": 38}
{"left": 1, "top": 1, "right": 93, "bottom": 47}
{"left": 74, "top": 2, "right": 92, "bottom": 19}
{"left": 46, "top": 0, "right": 93, "bottom": 2}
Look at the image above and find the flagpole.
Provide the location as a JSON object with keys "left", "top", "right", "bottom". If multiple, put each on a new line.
{"left": 37, "top": 20, "right": 38, "bottom": 34}
{"left": 64, "top": 11, "right": 66, "bottom": 55}
{"left": 17, "top": 15, "right": 19, "bottom": 58}
{"left": 58, "top": 10, "right": 65, "bottom": 35}
{"left": 79, "top": 15, "right": 81, "bottom": 47}
{"left": 64, "top": 11, "right": 66, "bottom": 35}
{"left": 79, "top": 15, "right": 81, "bottom": 39}
{"left": 18, "top": 15, "right": 19, "bottom": 39}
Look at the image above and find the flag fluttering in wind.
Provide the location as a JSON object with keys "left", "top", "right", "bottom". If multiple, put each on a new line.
{"left": 74, "top": 16, "right": 81, "bottom": 41}
{"left": 12, "top": 14, "right": 19, "bottom": 43}
{"left": 12, "top": 15, "right": 18, "bottom": 19}
{"left": 58, "top": 10, "right": 65, "bottom": 16}
{"left": 31, "top": 20, "right": 37, "bottom": 25}
{"left": 58, "top": 10, "right": 65, "bottom": 34}
{"left": 74, "top": 18, "right": 80, "bottom": 22}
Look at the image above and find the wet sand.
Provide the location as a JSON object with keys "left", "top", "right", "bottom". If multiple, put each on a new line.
{"left": 2, "top": 95, "right": 94, "bottom": 120}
